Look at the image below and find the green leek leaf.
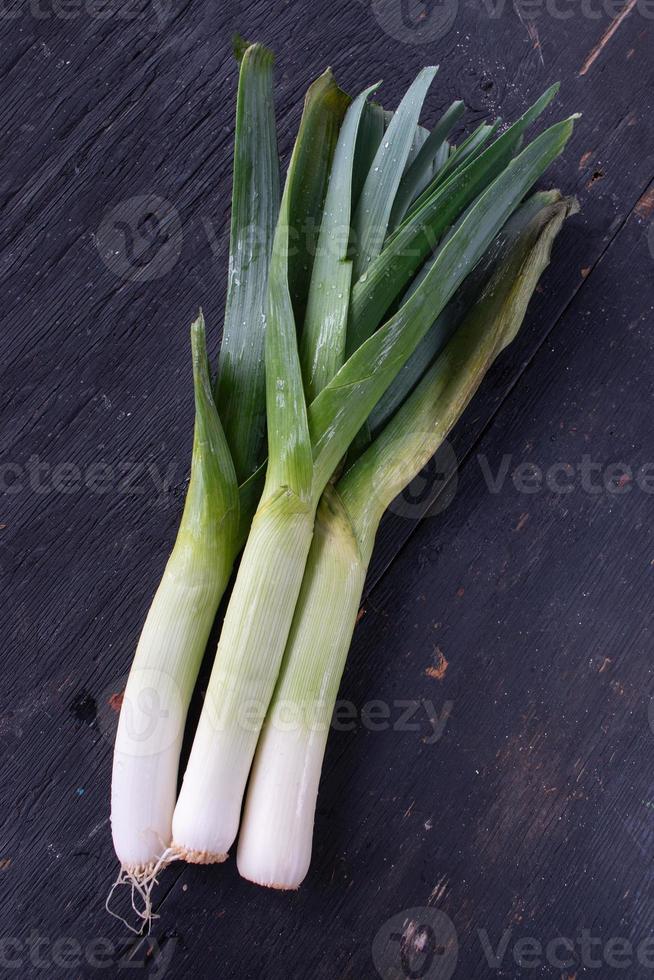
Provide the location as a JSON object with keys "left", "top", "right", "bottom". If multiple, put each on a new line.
{"left": 367, "top": 189, "right": 565, "bottom": 438}
{"left": 350, "top": 66, "right": 438, "bottom": 279}
{"left": 388, "top": 99, "right": 465, "bottom": 230}
{"left": 286, "top": 69, "right": 350, "bottom": 326}
{"left": 214, "top": 41, "right": 280, "bottom": 484}
{"left": 300, "top": 83, "right": 380, "bottom": 402}
{"left": 341, "top": 194, "right": 579, "bottom": 553}
{"left": 351, "top": 100, "right": 385, "bottom": 210}
{"left": 346, "top": 83, "right": 561, "bottom": 355}
{"left": 308, "top": 113, "right": 578, "bottom": 495}
{"left": 187, "top": 311, "right": 240, "bottom": 546}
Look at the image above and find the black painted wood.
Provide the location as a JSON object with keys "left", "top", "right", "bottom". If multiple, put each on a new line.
{"left": 1, "top": 1, "right": 653, "bottom": 978}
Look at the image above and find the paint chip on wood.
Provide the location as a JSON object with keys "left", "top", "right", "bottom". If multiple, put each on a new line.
{"left": 578, "top": 0, "right": 639, "bottom": 75}
{"left": 108, "top": 692, "right": 124, "bottom": 712}
{"left": 515, "top": 512, "right": 529, "bottom": 532}
{"left": 425, "top": 647, "right": 448, "bottom": 681}
{"left": 635, "top": 186, "right": 654, "bottom": 220}
{"left": 579, "top": 150, "right": 593, "bottom": 171}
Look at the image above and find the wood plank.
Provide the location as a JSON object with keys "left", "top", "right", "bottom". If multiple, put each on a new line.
{"left": 0, "top": 0, "right": 652, "bottom": 975}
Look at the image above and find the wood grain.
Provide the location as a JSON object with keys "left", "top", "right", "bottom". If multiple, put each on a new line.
{"left": 1, "top": 1, "right": 653, "bottom": 977}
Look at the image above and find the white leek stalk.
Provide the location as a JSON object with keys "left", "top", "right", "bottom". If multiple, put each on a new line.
{"left": 111, "top": 313, "right": 238, "bottom": 878}
{"left": 236, "top": 487, "right": 365, "bottom": 887}
{"left": 171, "top": 491, "right": 316, "bottom": 861}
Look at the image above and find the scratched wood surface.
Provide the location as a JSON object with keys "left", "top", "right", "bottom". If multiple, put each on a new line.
{"left": 1, "top": 1, "right": 653, "bottom": 977}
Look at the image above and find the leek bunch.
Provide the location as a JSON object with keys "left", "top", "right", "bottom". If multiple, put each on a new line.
{"left": 109, "top": 37, "right": 578, "bottom": 919}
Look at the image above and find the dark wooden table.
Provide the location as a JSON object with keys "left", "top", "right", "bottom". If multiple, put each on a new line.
{"left": 2, "top": 1, "right": 654, "bottom": 977}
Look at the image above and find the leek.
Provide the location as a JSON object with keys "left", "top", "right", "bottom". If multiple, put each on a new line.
{"left": 110, "top": 313, "right": 238, "bottom": 894}
{"left": 109, "top": 39, "right": 278, "bottom": 907}
{"left": 237, "top": 192, "right": 579, "bottom": 889}
{"left": 172, "top": 69, "right": 576, "bottom": 864}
